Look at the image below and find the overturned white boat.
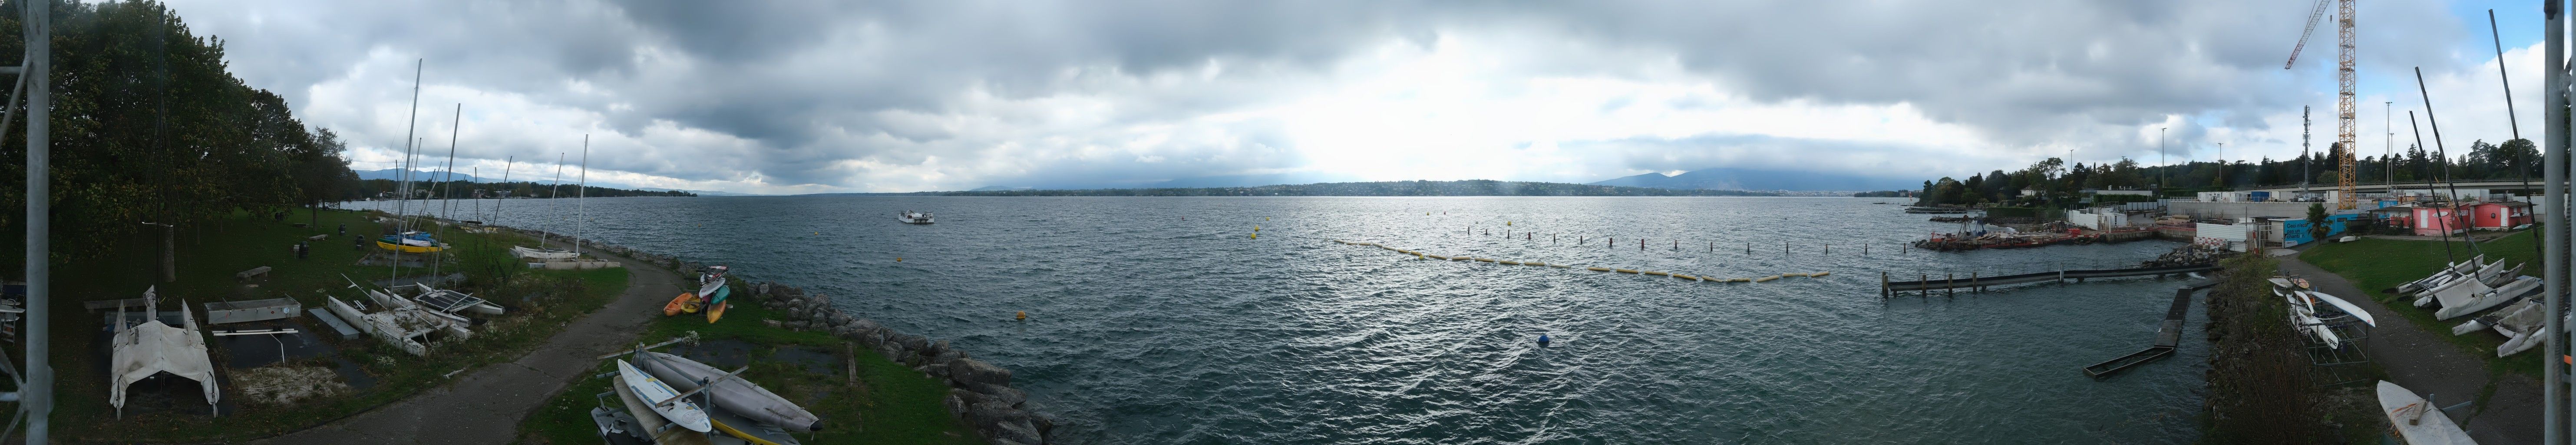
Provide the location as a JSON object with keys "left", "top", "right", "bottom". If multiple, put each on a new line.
{"left": 898, "top": 210, "right": 934, "bottom": 224}
{"left": 634, "top": 351, "right": 824, "bottom": 432}
{"left": 510, "top": 245, "right": 579, "bottom": 260}
{"left": 108, "top": 286, "right": 220, "bottom": 418}
{"left": 2378, "top": 381, "right": 2477, "bottom": 445}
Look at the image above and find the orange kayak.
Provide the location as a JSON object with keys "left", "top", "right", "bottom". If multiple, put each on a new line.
{"left": 663, "top": 292, "right": 702, "bottom": 315}
{"left": 706, "top": 301, "right": 727, "bottom": 323}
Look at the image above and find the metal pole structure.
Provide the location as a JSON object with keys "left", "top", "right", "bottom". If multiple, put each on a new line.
{"left": 2545, "top": 2, "right": 2569, "bottom": 443}
{"left": 439, "top": 103, "right": 460, "bottom": 221}
{"left": 21, "top": 0, "right": 50, "bottom": 438}
{"left": 2416, "top": 67, "right": 2481, "bottom": 257}
{"left": 575, "top": 135, "right": 588, "bottom": 256}
{"left": 2159, "top": 127, "right": 2166, "bottom": 192}
{"left": 2387, "top": 101, "right": 2395, "bottom": 187}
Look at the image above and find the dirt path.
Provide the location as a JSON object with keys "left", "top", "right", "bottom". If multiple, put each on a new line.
{"left": 2276, "top": 257, "right": 2540, "bottom": 444}
{"left": 253, "top": 252, "right": 677, "bottom": 445}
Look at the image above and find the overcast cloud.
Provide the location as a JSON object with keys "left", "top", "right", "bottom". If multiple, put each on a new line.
{"left": 159, "top": 0, "right": 2535, "bottom": 193}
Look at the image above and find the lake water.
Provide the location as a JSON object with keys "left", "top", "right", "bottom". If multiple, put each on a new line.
{"left": 353, "top": 196, "right": 2206, "bottom": 444}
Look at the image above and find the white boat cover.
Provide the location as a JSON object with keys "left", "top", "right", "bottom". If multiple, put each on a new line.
{"left": 109, "top": 287, "right": 220, "bottom": 417}
{"left": 2419, "top": 277, "right": 2495, "bottom": 312}
{"left": 2436, "top": 276, "right": 2538, "bottom": 320}
{"left": 2490, "top": 299, "right": 2550, "bottom": 357}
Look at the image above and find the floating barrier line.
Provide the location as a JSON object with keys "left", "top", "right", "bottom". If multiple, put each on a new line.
{"left": 1331, "top": 239, "right": 1830, "bottom": 285}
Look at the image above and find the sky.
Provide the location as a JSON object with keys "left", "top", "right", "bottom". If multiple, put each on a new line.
{"left": 160, "top": 0, "right": 2553, "bottom": 194}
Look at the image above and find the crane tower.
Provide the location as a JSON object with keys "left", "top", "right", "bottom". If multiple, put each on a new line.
{"left": 2285, "top": 0, "right": 2358, "bottom": 209}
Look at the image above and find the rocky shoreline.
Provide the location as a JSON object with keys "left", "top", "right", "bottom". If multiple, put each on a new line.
{"left": 551, "top": 233, "right": 1060, "bottom": 445}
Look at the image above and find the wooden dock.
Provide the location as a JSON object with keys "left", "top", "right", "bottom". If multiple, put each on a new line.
{"left": 2082, "top": 279, "right": 2219, "bottom": 378}
{"left": 1879, "top": 263, "right": 2216, "bottom": 296}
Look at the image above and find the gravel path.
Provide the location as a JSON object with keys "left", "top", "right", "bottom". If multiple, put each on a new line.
{"left": 2277, "top": 256, "right": 2540, "bottom": 444}
{"left": 253, "top": 252, "right": 678, "bottom": 445}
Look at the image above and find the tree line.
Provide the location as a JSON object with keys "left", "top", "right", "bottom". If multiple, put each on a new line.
{"left": 1915, "top": 138, "right": 2536, "bottom": 206}
{"left": 0, "top": 0, "right": 362, "bottom": 267}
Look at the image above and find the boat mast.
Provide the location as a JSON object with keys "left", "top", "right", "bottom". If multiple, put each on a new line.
{"left": 544, "top": 152, "right": 564, "bottom": 248}
{"left": 575, "top": 135, "right": 588, "bottom": 256}
{"left": 439, "top": 103, "right": 461, "bottom": 221}
{"left": 390, "top": 60, "right": 424, "bottom": 285}
{"left": 492, "top": 156, "right": 512, "bottom": 223}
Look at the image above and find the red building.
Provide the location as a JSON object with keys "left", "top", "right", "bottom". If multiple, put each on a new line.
{"left": 2410, "top": 204, "right": 2468, "bottom": 236}
{"left": 2464, "top": 201, "right": 2533, "bottom": 229}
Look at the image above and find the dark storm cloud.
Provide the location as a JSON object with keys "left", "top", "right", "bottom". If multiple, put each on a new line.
{"left": 164, "top": 0, "right": 2480, "bottom": 192}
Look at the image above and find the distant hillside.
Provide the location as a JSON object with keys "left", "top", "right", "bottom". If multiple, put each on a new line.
{"left": 1591, "top": 167, "right": 1916, "bottom": 192}
{"left": 914, "top": 179, "right": 1783, "bottom": 197}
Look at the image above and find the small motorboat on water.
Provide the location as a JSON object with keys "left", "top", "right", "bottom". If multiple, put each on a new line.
{"left": 897, "top": 211, "right": 934, "bottom": 224}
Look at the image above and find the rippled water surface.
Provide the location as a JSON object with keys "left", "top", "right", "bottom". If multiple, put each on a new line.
{"left": 359, "top": 196, "right": 2206, "bottom": 444}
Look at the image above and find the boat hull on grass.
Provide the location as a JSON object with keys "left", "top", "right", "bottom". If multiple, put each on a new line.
{"left": 2377, "top": 381, "right": 2475, "bottom": 445}
{"left": 619, "top": 359, "right": 713, "bottom": 433}
{"left": 375, "top": 240, "right": 447, "bottom": 253}
{"left": 636, "top": 351, "right": 824, "bottom": 432}
{"left": 511, "top": 245, "right": 578, "bottom": 260}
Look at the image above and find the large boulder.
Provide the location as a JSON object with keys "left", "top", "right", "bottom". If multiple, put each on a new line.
{"left": 857, "top": 330, "right": 885, "bottom": 348}
{"left": 948, "top": 358, "right": 1012, "bottom": 388}
{"left": 923, "top": 340, "right": 950, "bottom": 358}
{"left": 943, "top": 393, "right": 969, "bottom": 417}
{"left": 921, "top": 362, "right": 952, "bottom": 381}
{"left": 969, "top": 382, "right": 1026, "bottom": 408}
{"left": 986, "top": 419, "right": 1044, "bottom": 445}
{"left": 852, "top": 318, "right": 882, "bottom": 333}
{"left": 875, "top": 342, "right": 906, "bottom": 362}
{"left": 931, "top": 349, "right": 966, "bottom": 367}
{"left": 897, "top": 334, "right": 930, "bottom": 352}
{"left": 967, "top": 402, "right": 1029, "bottom": 429}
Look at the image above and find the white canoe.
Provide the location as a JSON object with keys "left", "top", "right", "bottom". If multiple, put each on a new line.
{"left": 619, "top": 359, "right": 712, "bottom": 432}
{"left": 512, "top": 245, "right": 579, "bottom": 260}
{"left": 2299, "top": 290, "right": 2375, "bottom": 327}
{"left": 2377, "top": 381, "right": 2477, "bottom": 445}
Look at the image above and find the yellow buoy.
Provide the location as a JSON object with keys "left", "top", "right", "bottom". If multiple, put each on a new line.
{"left": 1016, "top": 311, "right": 1027, "bottom": 321}
{"left": 1506, "top": 221, "right": 1512, "bottom": 226}
{"left": 1250, "top": 233, "right": 1258, "bottom": 239}
{"left": 896, "top": 257, "right": 903, "bottom": 262}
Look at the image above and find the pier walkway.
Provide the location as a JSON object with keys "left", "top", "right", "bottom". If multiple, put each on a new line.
{"left": 1878, "top": 263, "right": 2218, "bottom": 296}
{"left": 2081, "top": 279, "right": 2216, "bottom": 378}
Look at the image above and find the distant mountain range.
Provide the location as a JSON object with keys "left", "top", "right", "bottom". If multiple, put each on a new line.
{"left": 851, "top": 179, "right": 1783, "bottom": 197}
{"left": 356, "top": 169, "right": 768, "bottom": 196}
{"left": 1588, "top": 167, "right": 1915, "bottom": 192}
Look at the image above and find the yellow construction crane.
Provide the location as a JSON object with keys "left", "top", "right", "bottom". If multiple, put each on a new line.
{"left": 2285, "top": 0, "right": 2358, "bottom": 209}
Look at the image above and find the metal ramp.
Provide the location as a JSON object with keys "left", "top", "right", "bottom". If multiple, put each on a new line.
{"left": 411, "top": 289, "right": 487, "bottom": 314}
{"left": 2084, "top": 284, "right": 2205, "bottom": 379}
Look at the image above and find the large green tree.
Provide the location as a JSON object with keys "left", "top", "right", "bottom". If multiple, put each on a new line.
{"left": 0, "top": 0, "right": 357, "bottom": 270}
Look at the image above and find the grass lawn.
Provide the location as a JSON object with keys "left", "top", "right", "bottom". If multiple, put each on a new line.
{"left": 519, "top": 277, "right": 985, "bottom": 445}
{"left": 27, "top": 206, "right": 631, "bottom": 442}
{"left": 2297, "top": 230, "right": 2545, "bottom": 377}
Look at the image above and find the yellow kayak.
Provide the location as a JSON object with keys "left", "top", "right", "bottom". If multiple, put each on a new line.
{"left": 376, "top": 240, "right": 446, "bottom": 253}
